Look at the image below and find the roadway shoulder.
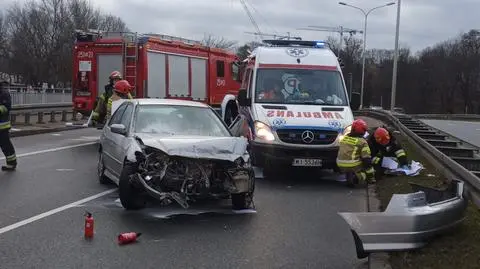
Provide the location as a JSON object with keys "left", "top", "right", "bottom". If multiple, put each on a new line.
{"left": 10, "top": 123, "right": 83, "bottom": 137}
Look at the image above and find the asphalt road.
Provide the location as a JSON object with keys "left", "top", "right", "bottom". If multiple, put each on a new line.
{"left": 0, "top": 128, "right": 369, "bottom": 269}
{"left": 421, "top": 119, "right": 480, "bottom": 147}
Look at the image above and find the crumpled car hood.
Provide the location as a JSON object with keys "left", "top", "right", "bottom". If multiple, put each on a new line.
{"left": 135, "top": 133, "right": 250, "bottom": 162}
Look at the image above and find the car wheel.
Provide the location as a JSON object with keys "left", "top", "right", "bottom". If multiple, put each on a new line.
{"left": 97, "top": 151, "right": 111, "bottom": 184}
{"left": 231, "top": 169, "right": 255, "bottom": 210}
{"left": 119, "top": 162, "right": 146, "bottom": 210}
{"left": 231, "top": 192, "right": 253, "bottom": 210}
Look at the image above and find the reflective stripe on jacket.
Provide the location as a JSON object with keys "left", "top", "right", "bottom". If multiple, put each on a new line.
{"left": 337, "top": 135, "right": 371, "bottom": 169}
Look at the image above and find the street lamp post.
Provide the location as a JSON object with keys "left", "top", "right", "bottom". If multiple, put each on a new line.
{"left": 390, "top": 0, "right": 401, "bottom": 111}
{"left": 339, "top": 1, "right": 395, "bottom": 109}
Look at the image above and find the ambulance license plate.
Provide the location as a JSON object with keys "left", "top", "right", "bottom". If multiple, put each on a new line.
{"left": 292, "top": 158, "right": 323, "bottom": 167}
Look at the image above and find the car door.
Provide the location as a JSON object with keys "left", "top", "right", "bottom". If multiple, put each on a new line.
{"left": 103, "top": 103, "right": 127, "bottom": 175}
{"left": 111, "top": 103, "right": 135, "bottom": 174}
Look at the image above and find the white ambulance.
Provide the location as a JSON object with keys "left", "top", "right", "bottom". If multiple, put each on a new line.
{"left": 221, "top": 39, "right": 354, "bottom": 177}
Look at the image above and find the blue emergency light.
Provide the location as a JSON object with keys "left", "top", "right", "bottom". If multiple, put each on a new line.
{"left": 262, "top": 39, "right": 328, "bottom": 48}
{"left": 314, "top": 41, "right": 326, "bottom": 48}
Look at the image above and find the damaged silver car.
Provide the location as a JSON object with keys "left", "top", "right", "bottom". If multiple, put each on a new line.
{"left": 97, "top": 99, "right": 255, "bottom": 210}
{"left": 338, "top": 179, "right": 467, "bottom": 259}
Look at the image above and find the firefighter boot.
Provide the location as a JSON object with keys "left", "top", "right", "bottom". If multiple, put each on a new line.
{"left": 365, "top": 167, "right": 376, "bottom": 184}
{"left": 2, "top": 164, "right": 16, "bottom": 171}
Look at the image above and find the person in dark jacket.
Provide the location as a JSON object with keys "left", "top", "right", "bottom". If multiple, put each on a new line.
{"left": 367, "top": 126, "right": 409, "bottom": 180}
{"left": 0, "top": 81, "right": 17, "bottom": 171}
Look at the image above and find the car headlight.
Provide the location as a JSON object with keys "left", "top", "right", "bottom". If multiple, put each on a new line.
{"left": 254, "top": 121, "right": 275, "bottom": 141}
{"left": 338, "top": 124, "right": 352, "bottom": 142}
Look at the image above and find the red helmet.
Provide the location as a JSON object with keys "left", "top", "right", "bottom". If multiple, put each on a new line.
{"left": 114, "top": 80, "right": 132, "bottom": 94}
{"left": 351, "top": 119, "right": 368, "bottom": 135}
{"left": 109, "top": 71, "right": 122, "bottom": 80}
{"left": 374, "top": 127, "right": 391, "bottom": 145}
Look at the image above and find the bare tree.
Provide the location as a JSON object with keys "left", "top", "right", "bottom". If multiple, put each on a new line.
{"left": 98, "top": 14, "right": 129, "bottom": 32}
{"left": 201, "top": 34, "right": 237, "bottom": 50}
{"left": 3, "top": 0, "right": 130, "bottom": 85}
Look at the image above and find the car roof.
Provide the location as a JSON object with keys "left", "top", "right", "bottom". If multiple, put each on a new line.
{"left": 127, "top": 98, "right": 210, "bottom": 108}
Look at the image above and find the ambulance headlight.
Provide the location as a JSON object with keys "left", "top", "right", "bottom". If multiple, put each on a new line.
{"left": 338, "top": 125, "right": 352, "bottom": 142}
{"left": 254, "top": 121, "right": 275, "bottom": 141}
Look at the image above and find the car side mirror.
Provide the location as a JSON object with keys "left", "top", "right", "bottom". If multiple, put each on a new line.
{"left": 237, "top": 88, "right": 251, "bottom": 107}
{"left": 110, "top": 123, "right": 127, "bottom": 135}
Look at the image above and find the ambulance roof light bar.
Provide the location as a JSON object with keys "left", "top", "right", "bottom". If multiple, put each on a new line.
{"left": 262, "top": 39, "right": 327, "bottom": 48}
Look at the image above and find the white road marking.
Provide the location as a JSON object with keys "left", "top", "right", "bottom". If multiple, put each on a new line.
{"left": 11, "top": 128, "right": 21, "bottom": 131}
{"left": 0, "top": 142, "right": 97, "bottom": 161}
{"left": 0, "top": 189, "right": 116, "bottom": 235}
{"left": 476, "top": 128, "right": 480, "bottom": 131}
{"left": 51, "top": 133, "right": 62, "bottom": 136}
{"left": 56, "top": 168, "right": 75, "bottom": 171}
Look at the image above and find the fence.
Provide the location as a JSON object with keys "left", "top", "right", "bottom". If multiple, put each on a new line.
{"left": 8, "top": 88, "right": 73, "bottom": 106}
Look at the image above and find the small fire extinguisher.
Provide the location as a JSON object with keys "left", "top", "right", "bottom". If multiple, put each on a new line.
{"left": 118, "top": 232, "right": 142, "bottom": 245}
{"left": 84, "top": 211, "right": 94, "bottom": 239}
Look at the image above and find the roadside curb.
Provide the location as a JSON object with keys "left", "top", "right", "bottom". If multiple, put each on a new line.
{"left": 10, "top": 126, "right": 84, "bottom": 138}
{"left": 354, "top": 114, "right": 393, "bottom": 269}
{"left": 367, "top": 184, "right": 393, "bottom": 269}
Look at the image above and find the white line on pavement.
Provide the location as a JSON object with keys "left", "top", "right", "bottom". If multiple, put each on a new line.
{"left": 0, "top": 142, "right": 97, "bottom": 161}
{"left": 0, "top": 188, "right": 117, "bottom": 235}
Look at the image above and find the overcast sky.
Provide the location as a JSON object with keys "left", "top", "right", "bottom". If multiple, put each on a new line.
{"left": 2, "top": 0, "right": 480, "bottom": 54}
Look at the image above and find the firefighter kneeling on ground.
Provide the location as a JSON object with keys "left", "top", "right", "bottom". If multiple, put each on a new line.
{"left": 336, "top": 119, "right": 376, "bottom": 186}
{"left": 0, "top": 81, "right": 17, "bottom": 171}
{"left": 105, "top": 80, "right": 133, "bottom": 121}
{"left": 92, "top": 71, "right": 123, "bottom": 125}
{"left": 368, "top": 126, "right": 409, "bottom": 180}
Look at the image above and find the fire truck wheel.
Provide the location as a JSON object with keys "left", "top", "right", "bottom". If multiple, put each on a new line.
{"left": 119, "top": 163, "right": 146, "bottom": 210}
{"left": 97, "top": 151, "right": 111, "bottom": 185}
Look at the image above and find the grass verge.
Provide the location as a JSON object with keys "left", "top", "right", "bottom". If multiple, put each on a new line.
{"left": 375, "top": 129, "right": 480, "bottom": 269}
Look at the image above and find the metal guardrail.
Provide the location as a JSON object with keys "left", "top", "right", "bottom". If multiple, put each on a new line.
{"left": 10, "top": 103, "right": 75, "bottom": 125}
{"left": 354, "top": 109, "right": 480, "bottom": 208}
{"left": 412, "top": 114, "right": 480, "bottom": 121}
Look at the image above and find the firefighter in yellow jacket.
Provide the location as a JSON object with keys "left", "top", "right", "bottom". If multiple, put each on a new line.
{"left": 92, "top": 71, "right": 122, "bottom": 125}
{"left": 105, "top": 80, "right": 133, "bottom": 121}
{"left": 336, "top": 119, "right": 375, "bottom": 186}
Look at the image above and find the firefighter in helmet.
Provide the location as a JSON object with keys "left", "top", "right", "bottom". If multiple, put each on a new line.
{"left": 0, "top": 81, "right": 17, "bottom": 171}
{"left": 336, "top": 119, "right": 376, "bottom": 186}
{"left": 368, "top": 126, "right": 409, "bottom": 180}
{"left": 105, "top": 80, "right": 134, "bottom": 121}
{"left": 92, "top": 71, "right": 122, "bottom": 125}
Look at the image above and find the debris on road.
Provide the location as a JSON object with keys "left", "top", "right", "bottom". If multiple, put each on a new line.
{"left": 118, "top": 232, "right": 142, "bottom": 245}
{"left": 339, "top": 179, "right": 466, "bottom": 259}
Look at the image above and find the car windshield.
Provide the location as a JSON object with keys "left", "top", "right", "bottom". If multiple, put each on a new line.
{"left": 254, "top": 68, "right": 348, "bottom": 106}
{"left": 134, "top": 104, "right": 231, "bottom": 137}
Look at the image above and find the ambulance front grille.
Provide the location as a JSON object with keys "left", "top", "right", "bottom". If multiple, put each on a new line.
{"left": 276, "top": 129, "right": 339, "bottom": 145}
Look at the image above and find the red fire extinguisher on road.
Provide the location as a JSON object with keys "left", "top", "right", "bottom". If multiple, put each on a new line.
{"left": 84, "top": 211, "right": 94, "bottom": 239}
{"left": 118, "top": 232, "right": 142, "bottom": 245}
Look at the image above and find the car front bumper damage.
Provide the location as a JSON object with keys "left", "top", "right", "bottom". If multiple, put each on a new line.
{"left": 338, "top": 179, "right": 467, "bottom": 259}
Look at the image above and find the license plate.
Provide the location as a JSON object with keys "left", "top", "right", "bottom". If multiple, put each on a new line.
{"left": 292, "top": 158, "right": 323, "bottom": 167}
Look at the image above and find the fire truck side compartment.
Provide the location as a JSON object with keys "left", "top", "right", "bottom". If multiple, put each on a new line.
{"left": 146, "top": 52, "right": 166, "bottom": 98}
{"left": 96, "top": 54, "right": 123, "bottom": 97}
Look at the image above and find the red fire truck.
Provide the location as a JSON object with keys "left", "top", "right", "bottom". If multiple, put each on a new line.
{"left": 71, "top": 30, "right": 242, "bottom": 116}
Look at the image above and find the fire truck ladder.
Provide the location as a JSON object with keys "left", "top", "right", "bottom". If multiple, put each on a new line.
{"left": 123, "top": 32, "right": 138, "bottom": 94}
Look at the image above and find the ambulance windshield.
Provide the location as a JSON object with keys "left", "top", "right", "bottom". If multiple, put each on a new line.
{"left": 254, "top": 69, "right": 348, "bottom": 106}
